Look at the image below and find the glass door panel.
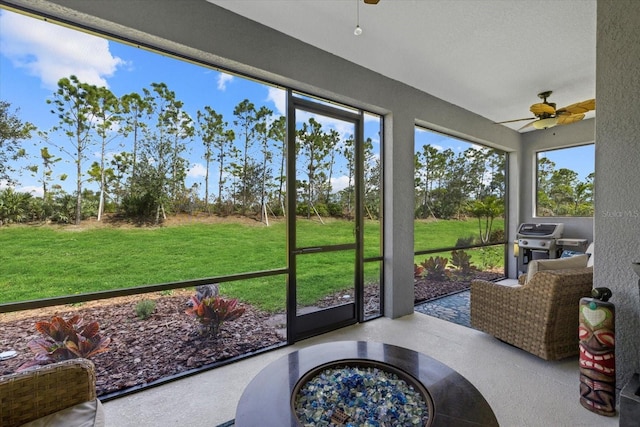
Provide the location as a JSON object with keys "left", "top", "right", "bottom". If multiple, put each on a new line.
{"left": 295, "top": 249, "right": 356, "bottom": 314}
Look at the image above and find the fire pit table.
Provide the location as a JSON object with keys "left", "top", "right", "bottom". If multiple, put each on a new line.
{"left": 235, "top": 341, "right": 498, "bottom": 426}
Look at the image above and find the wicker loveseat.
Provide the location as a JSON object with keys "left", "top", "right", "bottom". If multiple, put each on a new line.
{"left": 0, "top": 358, "right": 104, "bottom": 427}
{"left": 470, "top": 267, "right": 593, "bottom": 360}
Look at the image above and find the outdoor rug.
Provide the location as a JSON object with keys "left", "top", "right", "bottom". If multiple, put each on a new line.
{"left": 414, "top": 290, "right": 472, "bottom": 328}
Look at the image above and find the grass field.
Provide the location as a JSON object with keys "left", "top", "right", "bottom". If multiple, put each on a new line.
{"left": 0, "top": 217, "right": 504, "bottom": 311}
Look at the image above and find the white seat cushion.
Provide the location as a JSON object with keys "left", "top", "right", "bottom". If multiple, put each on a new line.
{"left": 20, "top": 399, "right": 105, "bottom": 427}
{"left": 525, "top": 253, "right": 590, "bottom": 284}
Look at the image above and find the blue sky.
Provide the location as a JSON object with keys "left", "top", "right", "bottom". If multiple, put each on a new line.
{"left": 0, "top": 8, "right": 591, "bottom": 198}
{"left": 0, "top": 9, "right": 293, "bottom": 197}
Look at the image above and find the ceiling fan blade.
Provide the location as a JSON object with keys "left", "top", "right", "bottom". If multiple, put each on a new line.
{"left": 530, "top": 102, "right": 556, "bottom": 116}
{"left": 494, "top": 117, "right": 536, "bottom": 124}
{"left": 556, "top": 113, "right": 585, "bottom": 125}
{"left": 556, "top": 98, "right": 595, "bottom": 115}
{"left": 364, "top": 0, "right": 380, "bottom": 4}
{"left": 518, "top": 120, "right": 536, "bottom": 131}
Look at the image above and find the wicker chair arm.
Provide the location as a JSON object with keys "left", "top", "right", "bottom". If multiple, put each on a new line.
{"left": 0, "top": 359, "right": 97, "bottom": 427}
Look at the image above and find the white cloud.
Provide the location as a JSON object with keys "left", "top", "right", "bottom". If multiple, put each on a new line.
{"left": 217, "top": 72, "right": 234, "bottom": 91}
{"left": 187, "top": 162, "right": 207, "bottom": 179}
{"left": 17, "top": 185, "right": 43, "bottom": 197}
{"left": 0, "top": 10, "right": 125, "bottom": 90}
{"left": 331, "top": 175, "right": 351, "bottom": 193}
{"left": 267, "top": 87, "right": 286, "bottom": 116}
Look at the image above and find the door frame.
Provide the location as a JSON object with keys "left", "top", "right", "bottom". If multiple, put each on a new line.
{"left": 286, "top": 91, "right": 365, "bottom": 342}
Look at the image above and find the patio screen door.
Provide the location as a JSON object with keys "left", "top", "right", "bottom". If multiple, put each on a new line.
{"left": 287, "top": 93, "right": 364, "bottom": 341}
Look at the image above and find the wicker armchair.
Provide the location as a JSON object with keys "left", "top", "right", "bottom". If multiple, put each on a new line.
{"left": 0, "top": 358, "right": 102, "bottom": 427}
{"left": 470, "top": 267, "right": 593, "bottom": 360}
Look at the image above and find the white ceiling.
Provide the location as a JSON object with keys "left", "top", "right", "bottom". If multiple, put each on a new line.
{"left": 207, "top": 0, "right": 596, "bottom": 132}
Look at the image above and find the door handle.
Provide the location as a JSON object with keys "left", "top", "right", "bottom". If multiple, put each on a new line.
{"left": 292, "top": 247, "right": 323, "bottom": 254}
{"left": 301, "top": 247, "right": 323, "bottom": 253}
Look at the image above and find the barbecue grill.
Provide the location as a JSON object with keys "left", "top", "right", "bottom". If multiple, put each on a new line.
{"left": 516, "top": 223, "right": 564, "bottom": 273}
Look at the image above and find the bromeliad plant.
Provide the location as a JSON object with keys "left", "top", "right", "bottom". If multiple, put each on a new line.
{"left": 420, "top": 256, "right": 449, "bottom": 281}
{"left": 450, "top": 249, "right": 477, "bottom": 279}
{"left": 19, "top": 315, "right": 111, "bottom": 371}
{"left": 185, "top": 295, "right": 245, "bottom": 338}
{"left": 414, "top": 263, "right": 425, "bottom": 278}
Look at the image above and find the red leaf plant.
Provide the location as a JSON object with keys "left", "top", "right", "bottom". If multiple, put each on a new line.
{"left": 18, "top": 315, "right": 111, "bottom": 371}
{"left": 185, "top": 295, "right": 245, "bottom": 338}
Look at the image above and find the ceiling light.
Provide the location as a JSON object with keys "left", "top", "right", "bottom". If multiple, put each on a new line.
{"left": 354, "top": 0, "right": 363, "bottom": 36}
{"left": 532, "top": 117, "right": 558, "bottom": 130}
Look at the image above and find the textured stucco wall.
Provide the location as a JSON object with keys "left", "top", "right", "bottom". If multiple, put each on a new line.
{"left": 596, "top": 0, "right": 640, "bottom": 388}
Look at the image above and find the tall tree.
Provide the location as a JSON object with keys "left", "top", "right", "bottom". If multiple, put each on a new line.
{"left": 134, "top": 83, "right": 193, "bottom": 219}
{"left": 87, "top": 161, "right": 117, "bottom": 215}
{"left": 469, "top": 195, "right": 504, "bottom": 243}
{"left": 136, "top": 83, "right": 177, "bottom": 222}
{"left": 536, "top": 157, "right": 556, "bottom": 215}
{"left": 108, "top": 152, "right": 133, "bottom": 205}
{"left": 323, "top": 129, "right": 341, "bottom": 203}
{"left": 197, "top": 106, "right": 226, "bottom": 214}
{"left": 549, "top": 168, "right": 579, "bottom": 215}
{"left": 254, "top": 106, "right": 274, "bottom": 223}
{"left": 46, "top": 75, "right": 98, "bottom": 225}
{"left": 363, "top": 137, "right": 380, "bottom": 219}
{"left": 233, "top": 99, "right": 258, "bottom": 215}
{"left": 26, "top": 146, "right": 63, "bottom": 203}
{"left": 0, "top": 100, "right": 34, "bottom": 185}
{"left": 120, "top": 92, "right": 151, "bottom": 189}
{"left": 342, "top": 135, "right": 355, "bottom": 218}
{"left": 415, "top": 144, "right": 440, "bottom": 219}
{"left": 269, "top": 115, "right": 286, "bottom": 215}
{"left": 216, "top": 129, "right": 236, "bottom": 214}
{"left": 296, "top": 118, "right": 331, "bottom": 219}
{"left": 89, "top": 86, "right": 121, "bottom": 221}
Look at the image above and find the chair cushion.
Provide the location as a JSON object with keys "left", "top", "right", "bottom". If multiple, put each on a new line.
{"left": 20, "top": 399, "right": 104, "bottom": 427}
{"left": 525, "top": 253, "right": 589, "bottom": 284}
{"left": 585, "top": 242, "right": 595, "bottom": 267}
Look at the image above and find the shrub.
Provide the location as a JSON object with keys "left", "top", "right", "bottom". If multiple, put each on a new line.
{"left": 455, "top": 235, "right": 476, "bottom": 247}
{"left": 420, "top": 256, "right": 449, "bottom": 281}
{"left": 478, "top": 246, "right": 503, "bottom": 270}
{"left": 135, "top": 299, "right": 157, "bottom": 320}
{"left": 326, "top": 202, "right": 343, "bottom": 217}
{"left": 19, "top": 315, "right": 111, "bottom": 371}
{"left": 120, "top": 192, "right": 157, "bottom": 220}
{"left": 450, "top": 249, "right": 476, "bottom": 279}
{"left": 185, "top": 295, "right": 245, "bottom": 338}
{"left": 489, "top": 229, "right": 505, "bottom": 243}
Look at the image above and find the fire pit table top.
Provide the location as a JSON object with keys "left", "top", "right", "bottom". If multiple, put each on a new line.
{"left": 235, "top": 341, "right": 498, "bottom": 427}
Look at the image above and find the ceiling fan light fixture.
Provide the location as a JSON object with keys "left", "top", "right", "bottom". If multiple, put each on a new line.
{"left": 532, "top": 117, "right": 558, "bottom": 130}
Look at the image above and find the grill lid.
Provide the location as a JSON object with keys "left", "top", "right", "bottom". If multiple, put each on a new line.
{"left": 517, "top": 223, "right": 564, "bottom": 238}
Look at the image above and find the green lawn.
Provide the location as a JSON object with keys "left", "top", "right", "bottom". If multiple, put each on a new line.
{"left": 414, "top": 218, "right": 505, "bottom": 268}
{"left": 1, "top": 218, "right": 503, "bottom": 311}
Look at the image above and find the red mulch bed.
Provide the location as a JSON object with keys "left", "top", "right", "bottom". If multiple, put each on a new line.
{"left": 0, "top": 290, "right": 285, "bottom": 396}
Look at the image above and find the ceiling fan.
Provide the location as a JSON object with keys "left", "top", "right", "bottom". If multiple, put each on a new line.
{"left": 364, "top": 0, "right": 380, "bottom": 4}
{"left": 497, "top": 91, "right": 595, "bottom": 130}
